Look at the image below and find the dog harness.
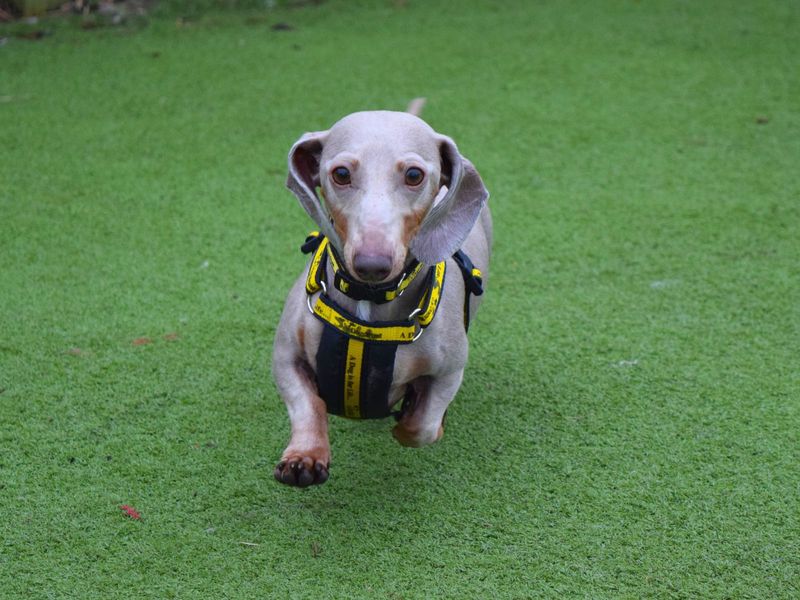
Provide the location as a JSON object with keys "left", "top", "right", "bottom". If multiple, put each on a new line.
{"left": 302, "top": 232, "right": 484, "bottom": 420}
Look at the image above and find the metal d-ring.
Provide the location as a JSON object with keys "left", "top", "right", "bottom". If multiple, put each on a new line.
{"left": 306, "top": 281, "right": 328, "bottom": 314}
{"left": 408, "top": 306, "right": 424, "bottom": 341}
{"left": 395, "top": 272, "right": 407, "bottom": 297}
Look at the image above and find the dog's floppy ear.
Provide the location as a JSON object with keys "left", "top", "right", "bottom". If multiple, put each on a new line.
{"left": 286, "top": 130, "right": 343, "bottom": 248}
{"left": 409, "top": 135, "right": 489, "bottom": 265}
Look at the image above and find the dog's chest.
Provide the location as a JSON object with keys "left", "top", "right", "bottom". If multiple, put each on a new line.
{"left": 355, "top": 301, "right": 371, "bottom": 321}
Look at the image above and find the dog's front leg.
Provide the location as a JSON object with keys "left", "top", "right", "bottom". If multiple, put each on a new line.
{"left": 392, "top": 369, "right": 464, "bottom": 448}
{"left": 272, "top": 350, "right": 331, "bottom": 487}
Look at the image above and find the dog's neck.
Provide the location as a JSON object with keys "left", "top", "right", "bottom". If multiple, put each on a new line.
{"left": 355, "top": 301, "right": 371, "bottom": 321}
{"left": 323, "top": 259, "right": 431, "bottom": 324}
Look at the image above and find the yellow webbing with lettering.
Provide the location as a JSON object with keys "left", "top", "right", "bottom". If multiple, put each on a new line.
{"left": 305, "top": 232, "right": 446, "bottom": 335}
{"left": 312, "top": 295, "right": 418, "bottom": 342}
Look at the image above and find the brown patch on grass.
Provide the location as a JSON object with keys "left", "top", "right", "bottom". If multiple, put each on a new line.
{"left": 311, "top": 541, "right": 322, "bottom": 558}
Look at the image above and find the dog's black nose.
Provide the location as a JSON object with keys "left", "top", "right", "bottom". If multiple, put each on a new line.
{"left": 353, "top": 253, "right": 392, "bottom": 282}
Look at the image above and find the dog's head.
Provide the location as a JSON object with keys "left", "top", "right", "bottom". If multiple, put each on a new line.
{"left": 287, "top": 111, "right": 488, "bottom": 283}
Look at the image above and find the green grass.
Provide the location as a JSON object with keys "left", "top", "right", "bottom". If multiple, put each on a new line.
{"left": 1, "top": 0, "right": 799, "bottom": 597}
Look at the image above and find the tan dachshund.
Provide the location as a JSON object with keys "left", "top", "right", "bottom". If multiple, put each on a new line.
{"left": 272, "top": 110, "right": 491, "bottom": 486}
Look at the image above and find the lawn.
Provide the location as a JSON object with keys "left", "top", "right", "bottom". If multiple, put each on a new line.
{"left": 1, "top": 0, "right": 798, "bottom": 597}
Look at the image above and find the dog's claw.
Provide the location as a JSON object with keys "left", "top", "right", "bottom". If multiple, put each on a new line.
{"left": 273, "top": 462, "right": 286, "bottom": 483}
{"left": 314, "top": 462, "right": 329, "bottom": 484}
{"left": 274, "top": 457, "right": 330, "bottom": 487}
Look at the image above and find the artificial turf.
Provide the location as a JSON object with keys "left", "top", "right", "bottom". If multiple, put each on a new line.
{"left": 1, "top": 0, "right": 798, "bottom": 597}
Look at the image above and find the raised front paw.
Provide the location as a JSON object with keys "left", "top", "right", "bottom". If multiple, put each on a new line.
{"left": 274, "top": 456, "right": 330, "bottom": 487}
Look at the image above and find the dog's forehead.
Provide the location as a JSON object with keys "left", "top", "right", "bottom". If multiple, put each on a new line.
{"left": 322, "top": 111, "right": 440, "bottom": 161}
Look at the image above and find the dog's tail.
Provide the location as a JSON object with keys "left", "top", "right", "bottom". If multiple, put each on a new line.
{"left": 406, "top": 97, "right": 427, "bottom": 117}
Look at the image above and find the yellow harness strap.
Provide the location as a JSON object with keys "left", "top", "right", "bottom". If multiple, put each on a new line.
{"left": 305, "top": 232, "right": 445, "bottom": 334}
{"left": 305, "top": 232, "right": 328, "bottom": 295}
{"left": 312, "top": 294, "right": 418, "bottom": 342}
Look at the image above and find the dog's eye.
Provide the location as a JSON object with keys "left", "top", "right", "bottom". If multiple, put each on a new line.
{"left": 331, "top": 166, "right": 351, "bottom": 186}
{"left": 405, "top": 167, "right": 424, "bottom": 187}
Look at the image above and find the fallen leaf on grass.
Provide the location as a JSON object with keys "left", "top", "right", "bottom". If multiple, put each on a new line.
{"left": 120, "top": 505, "right": 141, "bottom": 520}
{"left": 132, "top": 337, "right": 152, "bottom": 346}
{"left": 163, "top": 332, "right": 179, "bottom": 341}
{"left": 67, "top": 347, "right": 83, "bottom": 355}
